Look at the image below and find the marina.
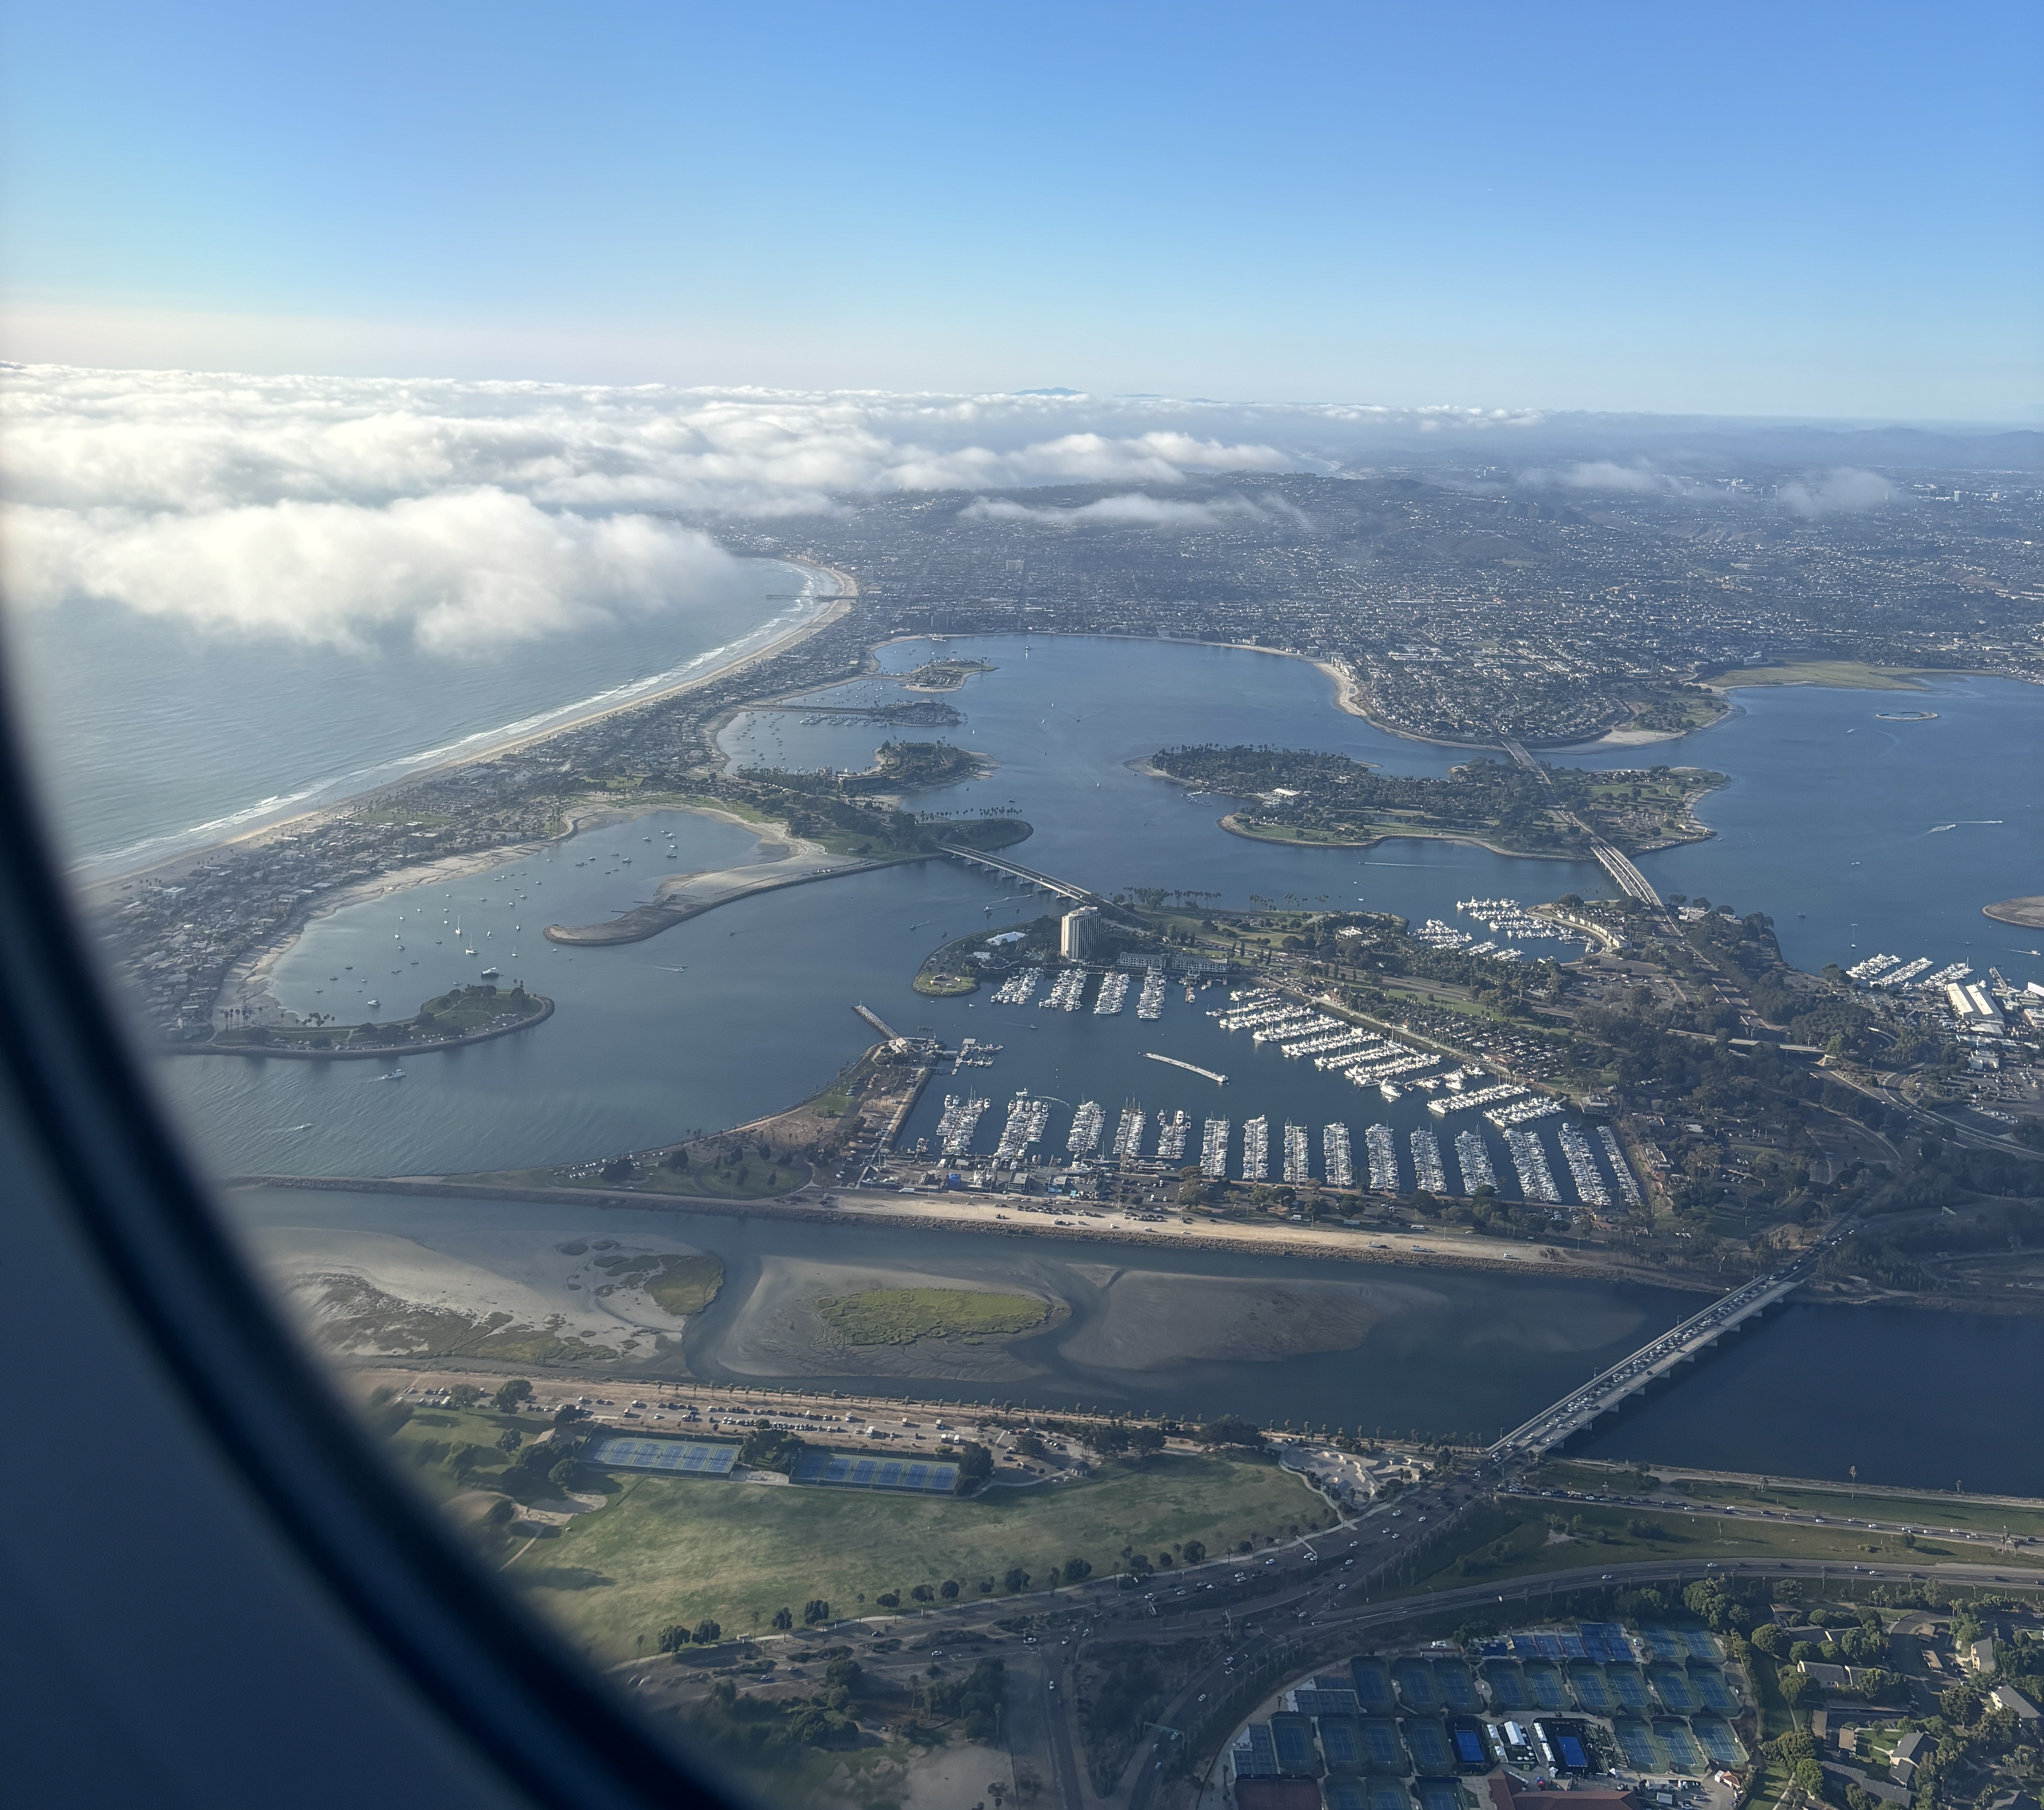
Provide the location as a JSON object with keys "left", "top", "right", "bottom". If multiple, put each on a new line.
{"left": 1409, "top": 1126, "right": 1447, "bottom": 1195}
{"left": 1157, "top": 1109, "right": 1189, "bottom": 1160}
{"left": 1323, "top": 1122, "right": 1354, "bottom": 1189}
{"left": 1283, "top": 1121, "right": 1312, "bottom": 1185}
{"left": 1454, "top": 1128, "right": 1496, "bottom": 1192}
{"left": 1065, "top": 1099, "right": 1105, "bottom": 1156}
{"left": 1200, "top": 1116, "right": 1231, "bottom": 1178}
{"left": 1241, "top": 1114, "right": 1270, "bottom": 1182}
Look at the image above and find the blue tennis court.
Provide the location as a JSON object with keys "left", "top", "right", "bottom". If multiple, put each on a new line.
{"left": 1579, "top": 1622, "right": 1629, "bottom": 1664}
{"left": 1639, "top": 1625, "right": 1688, "bottom": 1661}
{"left": 1390, "top": 1658, "right": 1438, "bottom": 1710}
{"left": 1656, "top": 1719, "right": 1704, "bottom": 1772}
{"left": 1483, "top": 1662, "right": 1530, "bottom": 1709}
{"left": 1433, "top": 1661, "right": 1479, "bottom": 1711}
{"left": 1296, "top": 1688, "right": 1361, "bottom": 1718}
{"left": 1523, "top": 1661, "right": 1569, "bottom": 1710}
{"left": 1414, "top": 1782, "right": 1460, "bottom": 1810}
{"left": 1648, "top": 1664, "right": 1700, "bottom": 1714}
{"left": 1450, "top": 1724, "right": 1489, "bottom": 1768}
{"left": 1315, "top": 1715, "right": 1364, "bottom": 1774}
{"left": 1348, "top": 1659, "right": 1394, "bottom": 1711}
{"left": 1358, "top": 1719, "right": 1407, "bottom": 1772}
{"left": 1271, "top": 1713, "right": 1319, "bottom": 1775}
{"left": 1322, "top": 1779, "right": 1368, "bottom": 1810}
{"left": 1232, "top": 1726, "right": 1279, "bottom": 1779}
{"left": 1606, "top": 1666, "right": 1651, "bottom": 1713}
{"left": 586, "top": 1436, "right": 737, "bottom": 1476}
{"left": 1614, "top": 1720, "right": 1663, "bottom": 1772}
{"left": 1402, "top": 1722, "right": 1450, "bottom": 1773}
{"left": 1681, "top": 1627, "right": 1721, "bottom": 1661}
{"left": 789, "top": 1450, "right": 959, "bottom": 1492}
{"left": 1365, "top": 1784, "right": 1410, "bottom": 1810}
{"left": 1691, "top": 1668, "right": 1736, "bottom": 1713}
{"left": 1692, "top": 1717, "right": 1746, "bottom": 1767}
{"left": 1566, "top": 1662, "right": 1612, "bottom": 1712}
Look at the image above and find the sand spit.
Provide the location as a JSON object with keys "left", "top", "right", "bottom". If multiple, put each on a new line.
{"left": 545, "top": 843, "right": 889, "bottom": 946}
{"left": 248, "top": 1224, "right": 713, "bottom": 1365}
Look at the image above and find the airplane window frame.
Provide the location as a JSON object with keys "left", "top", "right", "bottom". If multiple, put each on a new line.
{"left": 0, "top": 645, "right": 734, "bottom": 1810}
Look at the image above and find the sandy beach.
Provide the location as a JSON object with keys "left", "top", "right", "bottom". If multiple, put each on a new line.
{"left": 83, "top": 559, "right": 856, "bottom": 910}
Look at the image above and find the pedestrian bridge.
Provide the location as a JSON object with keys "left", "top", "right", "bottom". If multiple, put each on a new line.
{"left": 1489, "top": 1259, "right": 1810, "bottom": 1458}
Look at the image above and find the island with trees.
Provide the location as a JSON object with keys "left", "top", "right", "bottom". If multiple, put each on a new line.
{"left": 193, "top": 980, "right": 551, "bottom": 1058}
{"left": 1147, "top": 744, "right": 1724, "bottom": 858}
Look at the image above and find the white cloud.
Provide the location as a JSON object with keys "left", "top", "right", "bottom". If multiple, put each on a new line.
{"left": 4, "top": 489, "right": 742, "bottom": 652}
{"left": 1778, "top": 466, "right": 1894, "bottom": 517}
{"left": 0, "top": 364, "right": 1546, "bottom": 645}
{"left": 1533, "top": 460, "right": 1712, "bottom": 498}
{"left": 959, "top": 491, "right": 1303, "bottom": 529}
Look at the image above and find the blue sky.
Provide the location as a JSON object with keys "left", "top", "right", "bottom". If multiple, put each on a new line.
{"left": 3, "top": 1, "right": 2037, "bottom": 417}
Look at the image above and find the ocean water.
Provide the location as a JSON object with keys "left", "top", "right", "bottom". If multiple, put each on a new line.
{"left": 1, "top": 562, "right": 829, "bottom": 876}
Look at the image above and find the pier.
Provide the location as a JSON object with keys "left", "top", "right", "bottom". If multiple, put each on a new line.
{"left": 1143, "top": 1051, "right": 1228, "bottom": 1084}
{"left": 1489, "top": 1256, "right": 1813, "bottom": 1459}
{"left": 853, "top": 1003, "right": 902, "bottom": 1040}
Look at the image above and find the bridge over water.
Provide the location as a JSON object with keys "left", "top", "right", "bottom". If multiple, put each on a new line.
{"left": 1490, "top": 1256, "right": 1813, "bottom": 1459}
{"left": 1500, "top": 737, "right": 1664, "bottom": 908}
{"left": 936, "top": 843, "right": 1100, "bottom": 905}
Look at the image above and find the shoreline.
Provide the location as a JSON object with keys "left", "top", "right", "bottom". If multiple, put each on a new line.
{"left": 228, "top": 1169, "right": 1717, "bottom": 1291}
{"left": 223, "top": 1171, "right": 2044, "bottom": 1320}
{"left": 81, "top": 560, "right": 856, "bottom": 909}
{"left": 1217, "top": 810, "right": 1580, "bottom": 863}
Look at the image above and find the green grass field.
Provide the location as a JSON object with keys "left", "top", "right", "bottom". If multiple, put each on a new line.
{"left": 814, "top": 1288, "right": 1048, "bottom": 1344}
{"left": 1709, "top": 660, "right": 1930, "bottom": 691}
{"left": 513, "top": 1450, "right": 1329, "bottom": 1665}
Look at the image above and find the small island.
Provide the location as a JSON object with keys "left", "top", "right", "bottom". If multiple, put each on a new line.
{"left": 901, "top": 656, "right": 994, "bottom": 692}
{"left": 193, "top": 981, "right": 551, "bottom": 1059}
{"left": 1147, "top": 745, "right": 1724, "bottom": 858}
{"left": 845, "top": 738, "right": 993, "bottom": 791}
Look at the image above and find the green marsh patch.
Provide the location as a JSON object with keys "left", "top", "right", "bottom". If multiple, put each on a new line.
{"left": 589, "top": 1252, "right": 725, "bottom": 1317}
{"left": 814, "top": 1287, "right": 1050, "bottom": 1345}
